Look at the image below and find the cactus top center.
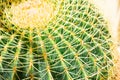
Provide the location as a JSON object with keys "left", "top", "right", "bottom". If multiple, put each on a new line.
{"left": 5, "top": 0, "right": 56, "bottom": 29}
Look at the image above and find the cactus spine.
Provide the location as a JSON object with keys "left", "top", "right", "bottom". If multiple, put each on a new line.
{"left": 0, "top": 0, "right": 113, "bottom": 80}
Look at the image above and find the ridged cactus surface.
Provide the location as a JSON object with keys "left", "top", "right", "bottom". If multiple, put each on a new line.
{"left": 0, "top": 0, "right": 113, "bottom": 80}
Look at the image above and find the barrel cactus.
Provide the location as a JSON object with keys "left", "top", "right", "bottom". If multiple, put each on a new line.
{"left": 0, "top": 0, "right": 113, "bottom": 80}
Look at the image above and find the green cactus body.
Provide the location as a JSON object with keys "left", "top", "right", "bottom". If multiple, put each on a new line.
{"left": 0, "top": 0, "right": 113, "bottom": 80}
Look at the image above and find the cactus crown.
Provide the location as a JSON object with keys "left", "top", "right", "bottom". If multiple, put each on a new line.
{"left": 4, "top": 0, "right": 58, "bottom": 29}
{"left": 0, "top": 0, "right": 113, "bottom": 80}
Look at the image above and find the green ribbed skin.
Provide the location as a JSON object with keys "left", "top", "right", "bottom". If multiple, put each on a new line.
{"left": 0, "top": 0, "right": 113, "bottom": 80}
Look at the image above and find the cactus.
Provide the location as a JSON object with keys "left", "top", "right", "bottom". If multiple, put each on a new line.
{"left": 0, "top": 0, "right": 113, "bottom": 80}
